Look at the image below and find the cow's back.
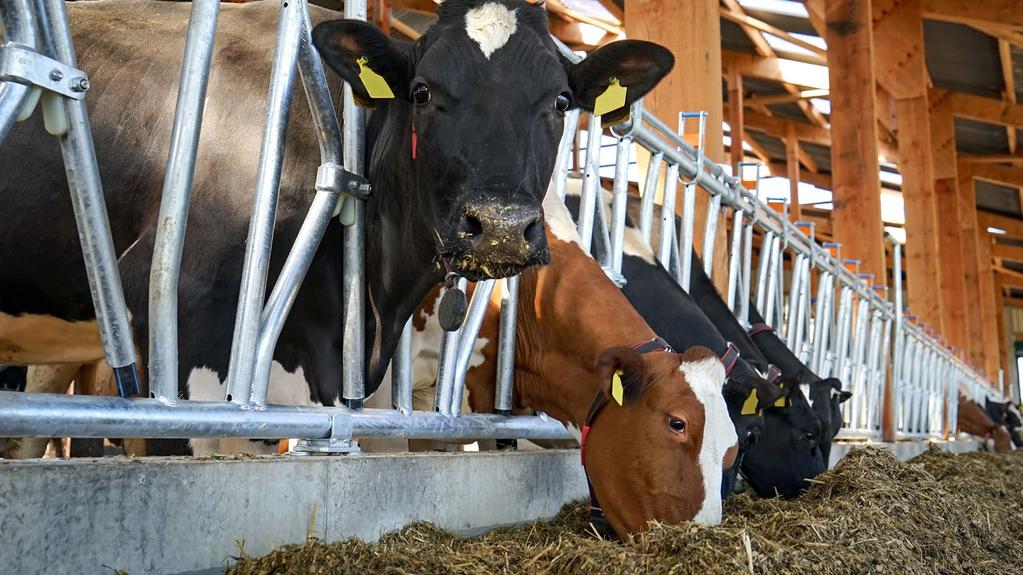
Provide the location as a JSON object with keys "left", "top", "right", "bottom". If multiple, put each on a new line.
{"left": 0, "top": 0, "right": 331, "bottom": 321}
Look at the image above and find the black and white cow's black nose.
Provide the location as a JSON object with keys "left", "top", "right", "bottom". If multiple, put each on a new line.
{"left": 449, "top": 200, "right": 549, "bottom": 279}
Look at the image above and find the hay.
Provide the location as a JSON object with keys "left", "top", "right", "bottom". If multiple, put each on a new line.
{"left": 229, "top": 447, "right": 1023, "bottom": 575}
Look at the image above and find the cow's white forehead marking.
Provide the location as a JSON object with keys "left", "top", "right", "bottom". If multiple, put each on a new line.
{"left": 465, "top": 3, "right": 518, "bottom": 59}
{"left": 679, "top": 356, "right": 735, "bottom": 525}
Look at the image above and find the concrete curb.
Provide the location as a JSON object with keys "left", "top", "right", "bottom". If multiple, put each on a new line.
{"left": 0, "top": 450, "right": 587, "bottom": 575}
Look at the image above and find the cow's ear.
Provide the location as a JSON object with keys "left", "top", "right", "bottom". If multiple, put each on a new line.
{"left": 595, "top": 347, "right": 646, "bottom": 406}
{"left": 567, "top": 40, "right": 674, "bottom": 124}
{"left": 752, "top": 379, "right": 787, "bottom": 411}
{"left": 313, "top": 20, "right": 412, "bottom": 104}
{"left": 837, "top": 390, "right": 853, "bottom": 404}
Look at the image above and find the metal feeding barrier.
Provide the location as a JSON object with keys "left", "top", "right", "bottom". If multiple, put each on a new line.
{"left": 546, "top": 36, "right": 1000, "bottom": 443}
{"left": 0, "top": 0, "right": 1001, "bottom": 448}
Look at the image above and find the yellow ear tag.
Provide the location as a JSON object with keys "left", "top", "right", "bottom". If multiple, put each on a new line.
{"left": 740, "top": 388, "right": 759, "bottom": 416}
{"left": 611, "top": 369, "right": 625, "bottom": 406}
{"left": 356, "top": 57, "right": 395, "bottom": 100}
{"left": 593, "top": 76, "right": 627, "bottom": 118}
{"left": 774, "top": 395, "right": 787, "bottom": 408}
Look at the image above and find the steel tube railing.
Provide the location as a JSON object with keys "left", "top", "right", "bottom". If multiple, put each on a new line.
{"left": 0, "top": 0, "right": 37, "bottom": 144}
{"left": 0, "top": 391, "right": 573, "bottom": 441}
{"left": 41, "top": 0, "right": 140, "bottom": 397}
{"left": 250, "top": 10, "right": 346, "bottom": 407}
{"left": 494, "top": 275, "right": 519, "bottom": 415}
{"left": 148, "top": 0, "right": 221, "bottom": 404}
{"left": 340, "top": 0, "right": 368, "bottom": 409}
{"left": 391, "top": 318, "right": 413, "bottom": 415}
{"left": 450, "top": 279, "right": 497, "bottom": 415}
{"left": 225, "top": 0, "right": 303, "bottom": 405}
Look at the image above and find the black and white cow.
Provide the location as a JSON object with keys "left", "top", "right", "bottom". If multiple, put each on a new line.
{"left": 985, "top": 398, "right": 1022, "bottom": 448}
{"left": 0, "top": 0, "right": 672, "bottom": 453}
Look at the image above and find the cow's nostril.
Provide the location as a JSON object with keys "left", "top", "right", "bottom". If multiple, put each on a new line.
{"left": 523, "top": 216, "right": 543, "bottom": 243}
{"left": 460, "top": 214, "right": 483, "bottom": 239}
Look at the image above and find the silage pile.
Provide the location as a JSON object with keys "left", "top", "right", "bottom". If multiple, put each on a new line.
{"left": 230, "top": 447, "right": 1023, "bottom": 574}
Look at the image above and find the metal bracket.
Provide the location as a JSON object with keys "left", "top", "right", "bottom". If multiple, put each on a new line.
{"left": 291, "top": 411, "right": 361, "bottom": 455}
{"left": 0, "top": 43, "right": 88, "bottom": 100}
{"left": 316, "top": 162, "right": 371, "bottom": 200}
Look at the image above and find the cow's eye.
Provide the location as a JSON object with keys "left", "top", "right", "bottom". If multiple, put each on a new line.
{"left": 667, "top": 417, "right": 686, "bottom": 433}
{"left": 555, "top": 92, "right": 571, "bottom": 112}
{"left": 412, "top": 83, "right": 431, "bottom": 105}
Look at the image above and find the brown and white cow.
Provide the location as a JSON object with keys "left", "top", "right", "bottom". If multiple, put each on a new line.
{"left": 958, "top": 395, "right": 1013, "bottom": 453}
{"left": 411, "top": 191, "right": 738, "bottom": 537}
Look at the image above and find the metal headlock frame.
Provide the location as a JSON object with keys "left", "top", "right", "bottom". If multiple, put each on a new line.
{"left": 0, "top": 3, "right": 1000, "bottom": 446}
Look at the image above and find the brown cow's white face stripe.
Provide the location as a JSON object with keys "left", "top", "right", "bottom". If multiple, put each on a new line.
{"left": 679, "top": 355, "right": 735, "bottom": 525}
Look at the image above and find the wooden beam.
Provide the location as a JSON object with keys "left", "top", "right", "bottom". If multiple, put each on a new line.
{"left": 978, "top": 210, "right": 1023, "bottom": 238}
{"left": 786, "top": 122, "right": 802, "bottom": 221}
{"left": 898, "top": 92, "right": 944, "bottom": 329}
{"left": 873, "top": 0, "right": 943, "bottom": 329}
{"left": 959, "top": 163, "right": 991, "bottom": 367}
{"left": 736, "top": 106, "right": 900, "bottom": 160}
{"left": 719, "top": 7, "right": 828, "bottom": 59}
{"left": 945, "top": 90, "right": 1023, "bottom": 128}
{"left": 744, "top": 89, "right": 830, "bottom": 108}
{"left": 978, "top": 229, "right": 1002, "bottom": 380}
{"left": 922, "top": 0, "right": 1023, "bottom": 30}
{"left": 627, "top": 0, "right": 728, "bottom": 289}
{"left": 547, "top": 0, "right": 623, "bottom": 36}
{"left": 728, "top": 65, "right": 745, "bottom": 171}
{"left": 389, "top": 13, "right": 422, "bottom": 40}
{"left": 999, "top": 40, "right": 1017, "bottom": 154}
{"left": 825, "top": 0, "right": 887, "bottom": 284}
{"left": 971, "top": 163, "right": 1023, "bottom": 188}
{"left": 767, "top": 162, "right": 833, "bottom": 189}
{"left": 721, "top": 0, "right": 774, "bottom": 57}
{"left": 385, "top": 0, "right": 437, "bottom": 14}
{"left": 595, "top": 0, "right": 623, "bottom": 23}
{"left": 722, "top": 51, "right": 830, "bottom": 91}
{"left": 930, "top": 90, "right": 969, "bottom": 351}
{"left": 993, "top": 242, "right": 1023, "bottom": 262}
{"left": 959, "top": 153, "right": 1023, "bottom": 164}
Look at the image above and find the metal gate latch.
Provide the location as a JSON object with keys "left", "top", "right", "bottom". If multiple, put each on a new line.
{"left": 0, "top": 43, "right": 89, "bottom": 99}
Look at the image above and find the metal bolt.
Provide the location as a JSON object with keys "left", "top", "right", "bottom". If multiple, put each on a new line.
{"left": 70, "top": 78, "right": 90, "bottom": 92}
{"left": 49, "top": 69, "right": 63, "bottom": 81}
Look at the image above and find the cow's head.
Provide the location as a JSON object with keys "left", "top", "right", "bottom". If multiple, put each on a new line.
{"left": 740, "top": 380, "right": 826, "bottom": 499}
{"left": 720, "top": 367, "right": 785, "bottom": 497}
{"left": 801, "top": 376, "right": 850, "bottom": 462}
{"left": 313, "top": 0, "right": 673, "bottom": 279}
{"left": 583, "top": 346, "right": 737, "bottom": 537}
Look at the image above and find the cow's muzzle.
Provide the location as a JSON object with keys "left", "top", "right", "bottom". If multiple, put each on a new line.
{"left": 444, "top": 201, "right": 550, "bottom": 280}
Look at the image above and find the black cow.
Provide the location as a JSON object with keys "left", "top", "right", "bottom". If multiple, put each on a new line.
{"left": 0, "top": 366, "right": 26, "bottom": 392}
{"left": 742, "top": 302, "right": 851, "bottom": 463}
{"left": 0, "top": 0, "right": 672, "bottom": 440}
{"left": 985, "top": 399, "right": 1022, "bottom": 448}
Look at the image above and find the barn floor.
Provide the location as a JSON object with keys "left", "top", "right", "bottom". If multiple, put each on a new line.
{"left": 231, "top": 446, "right": 1023, "bottom": 575}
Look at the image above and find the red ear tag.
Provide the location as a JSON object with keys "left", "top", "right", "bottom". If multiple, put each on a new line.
{"left": 411, "top": 125, "right": 418, "bottom": 160}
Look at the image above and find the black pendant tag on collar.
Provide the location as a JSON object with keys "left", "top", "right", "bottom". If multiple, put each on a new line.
{"left": 438, "top": 273, "right": 468, "bottom": 332}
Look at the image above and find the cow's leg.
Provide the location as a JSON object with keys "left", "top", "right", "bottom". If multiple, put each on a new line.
{"left": 3, "top": 364, "right": 81, "bottom": 458}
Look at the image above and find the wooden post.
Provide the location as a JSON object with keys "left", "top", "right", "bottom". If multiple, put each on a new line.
{"left": 957, "top": 162, "right": 989, "bottom": 372}
{"left": 728, "top": 65, "right": 745, "bottom": 171}
{"left": 785, "top": 122, "right": 802, "bottom": 221}
{"left": 625, "top": 0, "right": 729, "bottom": 290}
{"left": 976, "top": 229, "right": 1001, "bottom": 381}
{"left": 929, "top": 91, "right": 969, "bottom": 352}
{"left": 994, "top": 275, "right": 1009, "bottom": 395}
{"left": 825, "top": 0, "right": 886, "bottom": 284}
{"left": 873, "top": 0, "right": 944, "bottom": 330}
